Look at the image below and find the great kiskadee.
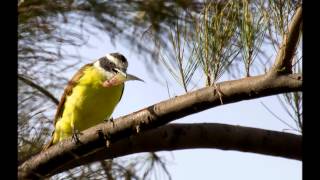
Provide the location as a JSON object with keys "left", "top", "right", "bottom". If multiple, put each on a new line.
{"left": 43, "top": 53, "right": 143, "bottom": 150}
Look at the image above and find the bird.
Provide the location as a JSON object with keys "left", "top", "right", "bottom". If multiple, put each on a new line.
{"left": 42, "top": 52, "right": 143, "bottom": 150}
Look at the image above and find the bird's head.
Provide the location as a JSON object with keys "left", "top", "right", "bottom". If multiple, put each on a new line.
{"left": 94, "top": 53, "right": 143, "bottom": 87}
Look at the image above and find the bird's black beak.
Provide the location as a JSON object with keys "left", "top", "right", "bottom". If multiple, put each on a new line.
{"left": 114, "top": 68, "right": 144, "bottom": 82}
{"left": 126, "top": 74, "right": 144, "bottom": 82}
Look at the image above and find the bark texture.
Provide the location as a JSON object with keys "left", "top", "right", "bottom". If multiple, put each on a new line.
{"left": 55, "top": 123, "right": 302, "bottom": 176}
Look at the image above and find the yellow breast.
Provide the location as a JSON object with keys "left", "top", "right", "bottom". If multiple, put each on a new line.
{"left": 53, "top": 66, "right": 124, "bottom": 143}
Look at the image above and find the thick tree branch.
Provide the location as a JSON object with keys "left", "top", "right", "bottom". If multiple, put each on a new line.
{"left": 18, "top": 73, "right": 302, "bottom": 179}
{"left": 271, "top": 6, "right": 302, "bottom": 74}
{"left": 58, "top": 123, "right": 301, "bottom": 174}
{"left": 18, "top": 74, "right": 59, "bottom": 105}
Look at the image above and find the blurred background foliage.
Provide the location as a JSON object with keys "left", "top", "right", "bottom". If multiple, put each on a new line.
{"left": 18, "top": 0, "right": 302, "bottom": 179}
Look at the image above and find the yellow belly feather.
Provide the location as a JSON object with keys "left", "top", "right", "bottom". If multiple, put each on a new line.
{"left": 53, "top": 67, "right": 124, "bottom": 144}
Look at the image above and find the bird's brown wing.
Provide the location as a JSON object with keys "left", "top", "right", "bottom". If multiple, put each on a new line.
{"left": 42, "top": 63, "right": 93, "bottom": 151}
{"left": 53, "top": 63, "right": 93, "bottom": 126}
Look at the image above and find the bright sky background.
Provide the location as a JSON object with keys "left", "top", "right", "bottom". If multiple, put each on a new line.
{"left": 59, "top": 30, "right": 301, "bottom": 180}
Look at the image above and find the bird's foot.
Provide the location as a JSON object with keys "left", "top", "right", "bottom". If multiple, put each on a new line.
{"left": 104, "top": 117, "right": 115, "bottom": 127}
{"left": 104, "top": 116, "right": 113, "bottom": 122}
{"left": 72, "top": 129, "right": 83, "bottom": 145}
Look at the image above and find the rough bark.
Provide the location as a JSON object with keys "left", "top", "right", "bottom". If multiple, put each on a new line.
{"left": 54, "top": 123, "right": 302, "bottom": 176}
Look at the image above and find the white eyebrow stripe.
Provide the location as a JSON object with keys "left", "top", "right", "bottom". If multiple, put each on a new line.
{"left": 106, "top": 54, "right": 120, "bottom": 67}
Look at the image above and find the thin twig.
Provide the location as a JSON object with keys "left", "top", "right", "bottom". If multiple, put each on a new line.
{"left": 260, "top": 101, "right": 298, "bottom": 131}
{"left": 18, "top": 74, "right": 59, "bottom": 105}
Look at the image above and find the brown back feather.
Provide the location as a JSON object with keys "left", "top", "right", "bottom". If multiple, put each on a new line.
{"left": 42, "top": 63, "right": 93, "bottom": 151}
{"left": 53, "top": 63, "right": 93, "bottom": 126}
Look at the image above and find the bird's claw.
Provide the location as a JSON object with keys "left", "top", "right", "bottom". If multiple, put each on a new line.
{"left": 104, "top": 117, "right": 113, "bottom": 122}
{"left": 72, "top": 129, "right": 83, "bottom": 145}
{"left": 104, "top": 117, "right": 115, "bottom": 127}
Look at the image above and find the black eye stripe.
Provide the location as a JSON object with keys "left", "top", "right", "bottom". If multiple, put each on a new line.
{"left": 99, "top": 57, "right": 116, "bottom": 71}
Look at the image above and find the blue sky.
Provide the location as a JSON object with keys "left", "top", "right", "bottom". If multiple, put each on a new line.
{"left": 59, "top": 31, "right": 301, "bottom": 179}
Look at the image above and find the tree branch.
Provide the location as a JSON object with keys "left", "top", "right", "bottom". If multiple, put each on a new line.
{"left": 18, "top": 73, "right": 302, "bottom": 179}
{"left": 271, "top": 6, "right": 302, "bottom": 74}
{"left": 18, "top": 74, "right": 59, "bottom": 105}
{"left": 58, "top": 123, "right": 301, "bottom": 174}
